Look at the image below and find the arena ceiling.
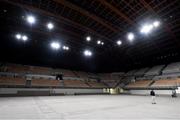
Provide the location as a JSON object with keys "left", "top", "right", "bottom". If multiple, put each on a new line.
{"left": 0, "top": 0, "right": 180, "bottom": 72}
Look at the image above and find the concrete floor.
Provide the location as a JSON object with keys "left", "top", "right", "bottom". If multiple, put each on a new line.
{"left": 0, "top": 95, "right": 179, "bottom": 120}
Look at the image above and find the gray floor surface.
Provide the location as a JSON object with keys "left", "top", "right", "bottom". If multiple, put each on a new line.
{"left": 0, "top": 95, "right": 179, "bottom": 120}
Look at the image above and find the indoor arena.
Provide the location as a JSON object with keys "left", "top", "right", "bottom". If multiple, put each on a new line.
{"left": 0, "top": 0, "right": 180, "bottom": 119}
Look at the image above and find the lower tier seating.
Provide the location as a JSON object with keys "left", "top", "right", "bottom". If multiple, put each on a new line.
{"left": 0, "top": 76, "right": 26, "bottom": 86}
{"left": 87, "top": 81, "right": 107, "bottom": 88}
{"left": 63, "top": 80, "right": 89, "bottom": 88}
{"left": 151, "top": 79, "right": 180, "bottom": 88}
{"left": 31, "top": 79, "right": 60, "bottom": 87}
{"left": 125, "top": 80, "right": 153, "bottom": 88}
{"left": 102, "top": 80, "right": 119, "bottom": 88}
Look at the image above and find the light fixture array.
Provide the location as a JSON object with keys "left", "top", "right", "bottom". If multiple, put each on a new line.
{"left": 15, "top": 14, "right": 161, "bottom": 57}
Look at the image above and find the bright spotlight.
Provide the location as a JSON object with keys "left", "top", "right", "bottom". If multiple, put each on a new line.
{"left": 26, "top": 15, "right": 36, "bottom": 24}
{"left": 127, "top": 32, "right": 135, "bottom": 42}
{"left": 140, "top": 24, "right": 154, "bottom": 34}
{"left": 86, "top": 36, "right": 91, "bottom": 42}
{"left": 15, "top": 34, "right": 21, "bottom": 40}
{"left": 63, "top": 46, "right": 66, "bottom": 50}
{"left": 66, "top": 46, "right": 69, "bottom": 50}
{"left": 22, "top": 35, "right": 28, "bottom": 41}
{"left": 84, "top": 50, "right": 92, "bottom": 57}
{"left": 47, "top": 22, "right": 54, "bottom": 30}
{"left": 51, "top": 42, "right": 60, "bottom": 50}
{"left": 101, "top": 42, "right": 104, "bottom": 45}
{"left": 97, "top": 40, "right": 101, "bottom": 44}
{"left": 117, "top": 40, "right": 122, "bottom": 45}
{"left": 63, "top": 46, "right": 69, "bottom": 50}
{"left": 153, "top": 21, "right": 160, "bottom": 28}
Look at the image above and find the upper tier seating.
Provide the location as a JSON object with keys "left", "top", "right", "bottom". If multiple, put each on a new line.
{"left": 0, "top": 76, "right": 26, "bottom": 86}
{"left": 134, "top": 68, "right": 149, "bottom": 76}
{"left": 151, "top": 79, "right": 180, "bottom": 88}
{"left": 88, "top": 73, "right": 98, "bottom": 78}
{"left": 54, "top": 69, "right": 76, "bottom": 77}
{"left": 111, "top": 72, "right": 125, "bottom": 76}
{"left": 125, "top": 80, "right": 153, "bottom": 88}
{"left": 125, "top": 69, "right": 137, "bottom": 76}
{"left": 74, "top": 71, "right": 89, "bottom": 78}
{"left": 63, "top": 80, "right": 89, "bottom": 88}
{"left": 31, "top": 79, "right": 60, "bottom": 87}
{"left": 102, "top": 80, "right": 119, "bottom": 88}
{"left": 29, "top": 66, "right": 52, "bottom": 75}
{"left": 99, "top": 73, "right": 112, "bottom": 80}
{"left": 111, "top": 72, "right": 124, "bottom": 80}
{"left": 87, "top": 81, "right": 107, "bottom": 88}
{"left": 145, "top": 65, "right": 165, "bottom": 76}
{"left": 162, "top": 62, "right": 180, "bottom": 74}
{"left": 4, "top": 64, "right": 53, "bottom": 75}
{"left": 5, "top": 64, "right": 29, "bottom": 73}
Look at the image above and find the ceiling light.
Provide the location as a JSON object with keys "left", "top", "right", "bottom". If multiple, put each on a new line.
{"left": 3, "top": 10, "right": 7, "bottom": 13}
{"left": 22, "top": 35, "right": 28, "bottom": 41}
{"left": 63, "top": 46, "right": 66, "bottom": 50}
{"left": 97, "top": 40, "right": 101, "bottom": 44}
{"left": 63, "top": 46, "right": 69, "bottom": 50}
{"left": 101, "top": 42, "right": 104, "bottom": 45}
{"left": 51, "top": 42, "right": 60, "bottom": 50}
{"left": 47, "top": 22, "right": 54, "bottom": 30}
{"left": 86, "top": 36, "right": 91, "bottom": 42}
{"left": 153, "top": 21, "right": 160, "bottom": 28}
{"left": 117, "top": 40, "right": 122, "bottom": 45}
{"left": 26, "top": 15, "right": 36, "bottom": 24}
{"left": 84, "top": 50, "right": 92, "bottom": 57}
{"left": 140, "top": 24, "right": 154, "bottom": 34}
{"left": 127, "top": 32, "right": 135, "bottom": 42}
{"left": 66, "top": 46, "right": 69, "bottom": 50}
{"left": 15, "top": 34, "right": 21, "bottom": 40}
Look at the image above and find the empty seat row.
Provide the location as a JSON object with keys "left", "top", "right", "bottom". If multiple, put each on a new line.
{"left": 125, "top": 62, "right": 180, "bottom": 77}
{"left": 125, "top": 69, "right": 137, "bottom": 76}
{"left": 0, "top": 76, "right": 26, "bottom": 86}
{"left": 31, "top": 79, "right": 60, "bottom": 87}
{"left": 125, "top": 80, "right": 153, "bottom": 88}
{"left": 87, "top": 81, "right": 107, "bottom": 88}
{"left": 152, "top": 79, "right": 180, "bottom": 87}
{"left": 145, "top": 65, "right": 165, "bottom": 76}
{"left": 134, "top": 68, "right": 150, "bottom": 76}
{"left": 99, "top": 73, "right": 112, "bottom": 80}
{"left": 125, "top": 78, "right": 180, "bottom": 89}
{"left": 74, "top": 71, "right": 89, "bottom": 78}
{"left": 63, "top": 80, "right": 89, "bottom": 87}
{"left": 0, "top": 76, "right": 109, "bottom": 88}
{"left": 54, "top": 69, "right": 77, "bottom": 77}
{"left": 102, "top": 80, "right": 119, "bottom": 88}
{"left": 162, "top": 62, "right": 180, "bottom": 74}
{"left": 1, "top": 64, "right": 86, "bottom": 77}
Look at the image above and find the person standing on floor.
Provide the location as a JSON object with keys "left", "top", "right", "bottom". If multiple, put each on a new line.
{"left": 150, "top": 90, "right": 156, "bottom": 104}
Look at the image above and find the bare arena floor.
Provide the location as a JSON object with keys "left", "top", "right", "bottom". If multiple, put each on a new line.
{"left": 0, "top": 95, "right": 179, "bottom": 120}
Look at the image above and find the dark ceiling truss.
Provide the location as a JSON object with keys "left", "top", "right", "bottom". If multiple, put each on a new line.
{"left": 2, "top": 15, "right": 112, "bottom": 55}
{"left": 1, "top": 0, "right": 180, "bottom": 72}
{"left": 53, "top": 0, "right": 120, "bottom": 33}
{"left": 50, "top": 0, "right": 118, "bottom": 38}
{"left": 107, "top": 2, "right": 180, "bottom": 55}
{"left": 3, "top": 0, "right": 115, "bottom": 42}
{"left": 62, "top": 0, "right": 129, "bottom": 37}
{"left": 97, "top": 0, "right": 134, "bottom": 25}
{"left": 2, "top": 0, "right": 121, "bottom": 56}
{"left": 124, "top": 24, "right": 179, "bottom": 58}
{"left": 4, "top": 2, "right": 179, "bottom": 45}
{"left": 28, "top": 0, "right": 126, "bottom": 55}
{"left": 139, "top": 0, "right": 179, "bottom": 47}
